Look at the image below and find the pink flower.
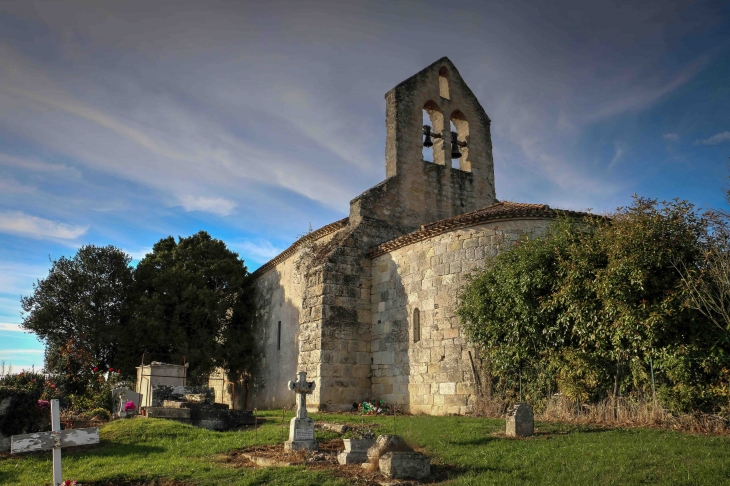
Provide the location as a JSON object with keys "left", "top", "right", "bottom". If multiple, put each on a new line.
{"left": 37, "top": 400, "right": 50, "bottom": 409}
{"left": 124, "top": 401, "right": 136, "bottom": 412}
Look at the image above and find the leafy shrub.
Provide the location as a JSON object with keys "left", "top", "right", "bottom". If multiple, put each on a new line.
{"left": 0, "top": 372, "right": 49, "bottom": 436}
{"left": 459, "top": 197, "right": 730, "bottom": 415}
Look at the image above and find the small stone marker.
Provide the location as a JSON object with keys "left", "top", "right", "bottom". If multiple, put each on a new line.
{"left": 284, "top": 371, "right": 317, "bottom": 451}
{"left": 11, "top": 399, "right": 99, "bottom": 486}
{"left": 337, "top": 438, "right": 374, "bottom": 464}
{"left": 379, "top": 451, "right": 431, "bottom": 480}
{"left": 506, "top": 402, "right": 534, "bottom": 437}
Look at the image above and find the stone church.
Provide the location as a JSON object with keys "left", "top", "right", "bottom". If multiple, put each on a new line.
{"left": 212, "top": 57, "right": 578, "bottom": 415}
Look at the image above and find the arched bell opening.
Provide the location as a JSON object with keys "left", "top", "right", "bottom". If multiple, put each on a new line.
{"left": 438, "top": 66, "right": 450, "bottom": 100}
{"left": 422, "top": 100, "right": 445, "bottom": 166}
{"left": 450, "top": 110, "right": 471, "bottom": 172}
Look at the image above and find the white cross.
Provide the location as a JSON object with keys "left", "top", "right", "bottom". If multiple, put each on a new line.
{"left": 288, "top": 371, "right": 315, "bottom": 419}
{"left": 11, "top": 399, "right": 99, "bottom": 486}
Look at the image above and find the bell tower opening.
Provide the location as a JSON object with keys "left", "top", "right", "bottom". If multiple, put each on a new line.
{"left": 450, "top": 110, "right": 470, "bottom": 172}
{"left": 439, "top": 66, "right": 450, "bottom": 99}
{"left": 422, "top": 100, "right": 445, "bottom": 166}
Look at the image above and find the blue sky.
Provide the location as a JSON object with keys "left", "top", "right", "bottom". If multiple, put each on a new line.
{"left": 1, "top": 0, "right": 729, "bottom": 371}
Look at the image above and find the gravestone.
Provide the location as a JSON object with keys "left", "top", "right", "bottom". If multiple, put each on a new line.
{"left": 379, "top": 451, "right": 431, "bottom": 479}
{"left": 11, "top": 399, "right": 99, "bottom": 486}
{"left": 506, "top": 402, "right": 534, "bottom": 437}
{"left": 284, "top": 371, "right": 317, "bottom": 451}
{"left": 112, "top": 388, "right": 141, "bottom": 418}
{"left": 337, "top": 438, "right": 374, "bottom": 464}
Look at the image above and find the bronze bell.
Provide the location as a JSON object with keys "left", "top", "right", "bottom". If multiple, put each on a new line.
{"left": 450, "top": 131, "right": 462, "bottom": 159}
{"left": 422, "top": 125, "right": 434, "bottom": 147}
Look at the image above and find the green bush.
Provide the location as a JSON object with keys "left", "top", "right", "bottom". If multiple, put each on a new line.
{"left": 0, "top": 372, "right": 49, "bottom": 436}
{"left": 458, "top": 197, "right": 730, "bottom": 415}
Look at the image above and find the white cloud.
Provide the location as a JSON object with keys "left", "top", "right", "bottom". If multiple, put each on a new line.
{"left": 0, "top": 210, "right": 88, "bottom": 240}
{"left": 123, "top": 247, "right": 152, "bottom": 261}
{"left": 0, "top": 261, "right": 49, "bottom": 295}
{"left": 0, "top": 323, "right": 25, "bottom": 332}
{"left": 178, "top": 195, "right": 237, "bottom": 216}
{"left": 233, "top": 239, "right": 284, "bottom": 264}
{"left": 663, "top": 133, "right": 680, "bottom": 142}
{"left": 608, "top": 143, "right": 624, "bottom": 170}
{"left": 0, "top": 152, "right": 80, "bottom": 175}
{"left": 0, "top": 349, "right": 43, "bottom": 355}
{"left": 696, "top": 131, "right": 730, "bottom": 146}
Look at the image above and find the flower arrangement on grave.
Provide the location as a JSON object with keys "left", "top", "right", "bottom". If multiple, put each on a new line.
{"left": 124, "top": 400, "right": 136, "bottom": 412}
{"left": 37, "top": 399, "right": 50, "bottom": 409}
{"left": 61, "top": 480, "right": 78, "bottom": 486}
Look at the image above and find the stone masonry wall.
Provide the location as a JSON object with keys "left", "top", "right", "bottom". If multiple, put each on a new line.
{"left": 370, "top": 219, "right": 553, "bottom": 415}
{"left": 249, "top": 228, "right": 343, "bottom": 410}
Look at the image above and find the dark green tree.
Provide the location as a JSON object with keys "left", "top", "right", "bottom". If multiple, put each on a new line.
{"left": 20, "top": 245, "right": 135, "bottom": 395}
{"left": 133, "top": 231, "right": 254, "bottom": 382}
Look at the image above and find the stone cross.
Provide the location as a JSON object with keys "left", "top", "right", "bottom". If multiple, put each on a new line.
{"left": 11, "top": 399, "right": 99, "bottom": 485}
{"left": 288, "top": 371, "right": 315, "bottom": 419}
{"left": 285, "top": 371, "right": 317, "bottom": 451}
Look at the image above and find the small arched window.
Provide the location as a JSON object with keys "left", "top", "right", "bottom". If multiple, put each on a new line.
{"left": 439, "top": 66, "right": 450, "bottom": 99}
{"left": 413, "top": 308, "right": 421, "bottom": 343}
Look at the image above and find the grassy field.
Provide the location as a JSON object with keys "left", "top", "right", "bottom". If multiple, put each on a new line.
{"left": 1, "top": 410, "right": 730, "bottom": 485}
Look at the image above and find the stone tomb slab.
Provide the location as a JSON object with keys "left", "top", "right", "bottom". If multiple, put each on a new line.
{"left": 337, "top": 438, "right": 374, "bottom": 465}
{"left": 379, "top": 451, "right": 431, "bottom": 480}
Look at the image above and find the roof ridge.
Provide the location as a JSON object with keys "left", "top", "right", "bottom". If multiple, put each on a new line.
{"left": 252, "top": 218, "right": 349, "bottom": 277}
{"left": 370, "top": 203, "right": 586, "bottom": 258}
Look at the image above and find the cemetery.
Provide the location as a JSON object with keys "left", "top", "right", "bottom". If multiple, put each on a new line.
{"left": 1, "top": 367, "right": 730, "bottom": 485}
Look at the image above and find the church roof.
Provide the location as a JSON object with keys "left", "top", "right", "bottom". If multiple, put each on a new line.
{"left": 368, "top": 201, "right": 586, "bottom": 258}
{"left": 251, "top": 217, "right": 349, "bottom": 277}
{"left": 252, "top": 202, "right": 588, "bottom": 277}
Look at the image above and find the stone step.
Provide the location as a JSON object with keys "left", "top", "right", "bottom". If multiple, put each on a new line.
{"left": 162, "top": 400, "right": 190, "bottom": 408}
{"left": 145, "top": 407, "right": 191, "bottom": 420}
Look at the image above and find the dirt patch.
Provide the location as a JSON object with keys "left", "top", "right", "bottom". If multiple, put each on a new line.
{"left": 221, "top": 439, "right": 456, "bottom": 485}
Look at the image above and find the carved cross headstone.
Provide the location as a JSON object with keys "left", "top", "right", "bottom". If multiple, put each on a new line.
{"left": 284, "top": 371, "right": 317, "bottom": 451}
{"left": 11, "top": 399, "right": 99, "bottom": 485}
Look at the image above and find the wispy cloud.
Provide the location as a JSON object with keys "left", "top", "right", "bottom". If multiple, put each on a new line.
{"left": 663, "top": 133, "right": 680, "bottom": 142}
{"left": 178, "top": 195, "right": 237, "bottom": 216}
{"left": 233, "top": 239, "right": 284, "bottom": 265}
{"left": 0, "top": 152, "right": 80, "bottom": 175}
{"left": 0, "top": 349, "right": 44, "bottom": 355}
{"left": 122, "top": 247, "right": 152, "bottom": 261}
{"left": 695, "top": 131, "right": 730, "bottom": 146}
{"left": 0, "top": 323, "right": 25, "bottom": 332}
{"left": 0, "top": 210, "right": 88, "bottom": 240}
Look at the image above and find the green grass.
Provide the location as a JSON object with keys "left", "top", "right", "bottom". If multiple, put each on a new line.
{"left": 2, "top": 410, "right": 730, "bottom": 485}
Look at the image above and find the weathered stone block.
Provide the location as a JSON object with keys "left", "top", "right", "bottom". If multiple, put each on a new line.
{"left": 379, "top": 451, "right": 431, "bottom": 479}
{"left": 506, "top": 402, "right": 534, "bottom": 437}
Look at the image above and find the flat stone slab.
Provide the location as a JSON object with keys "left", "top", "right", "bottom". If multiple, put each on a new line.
{"left": 145, "top": 407, "right": 191, "bottom": 420}
{"left": 284, "top": 439, "right": 318, "bottom": 451}
{"left": 337, "top": 451, "right": 368, "bottom": 465}
{"left": 379, "top": 451, "right": 430, "bottom": 480}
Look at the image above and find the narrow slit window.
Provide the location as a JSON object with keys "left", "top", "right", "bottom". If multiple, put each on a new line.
{"left": 277, "top": 321, "right": 281, "bottom": 351}
{"left": 413, "top": 308, "right": 421, "bottom": 343}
